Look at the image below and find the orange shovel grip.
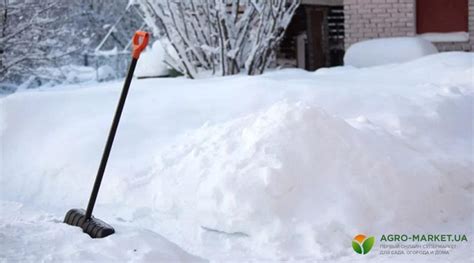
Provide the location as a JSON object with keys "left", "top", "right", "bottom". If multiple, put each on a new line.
{"left": 132, "top": 31, "right": 149, "bottom": 59}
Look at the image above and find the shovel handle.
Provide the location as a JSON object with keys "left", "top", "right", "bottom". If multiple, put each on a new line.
{"left": 85, "top": 31, "right": 149, "bottom": 220}
{"left": 132, "top": 31, "right": 149, "bottom": 59}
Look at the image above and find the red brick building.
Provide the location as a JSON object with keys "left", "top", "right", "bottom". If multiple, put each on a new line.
{"left": 344, "top": 0, "right": 473, "bottom": 51}
{"left": 279, "top": 0, "right": 473, "bottom": 70}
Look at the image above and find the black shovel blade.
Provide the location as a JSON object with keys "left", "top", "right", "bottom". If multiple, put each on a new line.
{"left": 64, "top": 208, "right": 115, "bottom": 238}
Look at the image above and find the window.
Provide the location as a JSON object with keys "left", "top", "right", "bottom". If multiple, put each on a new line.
{"left": 416, "top": 0, "right": 468, "bottom": 34}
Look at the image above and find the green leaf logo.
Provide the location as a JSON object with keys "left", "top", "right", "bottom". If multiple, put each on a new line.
{"left": 362, "top": 236, "right": 375, "bottom": 254}
{"left": 352, "top": 240, "right": 363, "bottom": 254}
{"left": 352, "top": 234, "right": 375, "bottom": 255}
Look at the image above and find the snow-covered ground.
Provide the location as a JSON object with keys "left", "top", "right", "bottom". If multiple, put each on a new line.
{"left": 1, "top": 52, "right": 473, "bottom": 262}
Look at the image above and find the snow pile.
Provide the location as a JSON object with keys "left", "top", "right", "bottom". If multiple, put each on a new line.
{"left": 344, "top": 37, "right": 438, "bottom": 67}
{"left": 142, "top": 100, "right": 470, "bottom": 260}
{"left": 135, "top": 40, "right": 170, "bottom": 78}
{"left": 96, "top": 65, "right": 117, "bottom": 81}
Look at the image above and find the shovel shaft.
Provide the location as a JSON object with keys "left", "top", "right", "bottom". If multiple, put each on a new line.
{"left": 85, "top": 58, "right": 138, "bottom": 219}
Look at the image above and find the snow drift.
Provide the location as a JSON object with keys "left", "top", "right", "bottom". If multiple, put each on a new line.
{"left": 1, "top": 52, "right": 473, "bottom": 262}
{"left": 0, "top": 201, "right": 204, "bottom": 262}
{"left": 139, "top": 100, "right": 470, "bottom": 260}
{"left": 344, "top": 37, "right": 438, "bottom": 67}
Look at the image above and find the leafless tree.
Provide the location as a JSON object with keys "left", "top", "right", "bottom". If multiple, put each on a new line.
{"left": 1, "top": 0, "right": 64, "bottom": 84}
{"left": 138, "top": 0, "right": 299, "bottom": 78}
{"left": 0, "top": 0, "right": 141, "bottom": 87}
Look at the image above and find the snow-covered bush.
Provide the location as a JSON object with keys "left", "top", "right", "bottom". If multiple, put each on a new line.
{"left": 135, "top": 40, "right": 171, "bottom": 78}
{"left": 1, "top": 0, "right": 71, "bottom": 85}
{"left": 1, "top": 0, "right": 142, "bottom": 89}
{"left": 137, "top": 0, "right": 299, "bottom": 78}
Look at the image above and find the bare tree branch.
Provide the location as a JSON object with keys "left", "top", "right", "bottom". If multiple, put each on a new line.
{"left": 137, "top": 0, "right": 299, "bottom": 78}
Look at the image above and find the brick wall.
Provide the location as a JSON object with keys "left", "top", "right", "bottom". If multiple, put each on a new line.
{"left": 344, "top": 0, "right": 474, "bottom": 51}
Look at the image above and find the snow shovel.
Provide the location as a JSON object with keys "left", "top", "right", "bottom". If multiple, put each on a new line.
{"left": 64, "top": 31, "right": 149, "bottom": 238}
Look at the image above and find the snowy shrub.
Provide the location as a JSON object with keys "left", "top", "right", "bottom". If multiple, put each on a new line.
{"left": 135, "top": 40, "right": 171, "bottom": 78}
{"left": 1, "top": 0, "right": 71, "bottom": 85}
{"left": 1, "top": 0, "right": 142, "bottom": 88}
{"left": 137, "top": 0, "right": 299, "bottom": 78}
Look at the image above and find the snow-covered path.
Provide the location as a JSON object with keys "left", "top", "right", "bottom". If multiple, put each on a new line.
{"left": 1, "top": 52, "right": 473, "bottom": 262}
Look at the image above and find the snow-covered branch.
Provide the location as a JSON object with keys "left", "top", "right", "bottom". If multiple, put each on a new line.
{"left": 1, "top": 0, "right": 143, "bottom": 87}
{"left": 137, "top": 0, "right": 299, "bottom": 78}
